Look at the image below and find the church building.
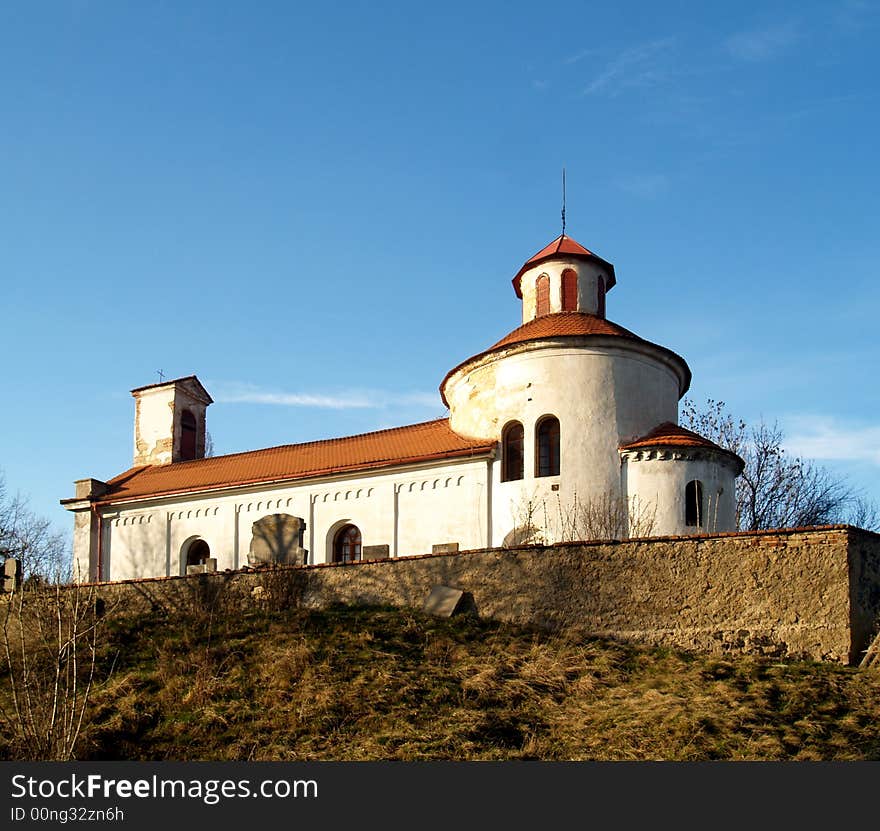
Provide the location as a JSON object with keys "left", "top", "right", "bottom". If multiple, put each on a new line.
{"left": 62, "top": 234, "right": 744, "bottom": 582}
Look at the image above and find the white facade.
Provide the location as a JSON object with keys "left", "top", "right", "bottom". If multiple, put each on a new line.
{"left": 621, "top": 449, "right": 739, "bottom": 535}
{"left": 64, "top": 234, "right": 742, "bottom": 582}
{"left": 68, "top": 457, "right": 490, "bottom": 582}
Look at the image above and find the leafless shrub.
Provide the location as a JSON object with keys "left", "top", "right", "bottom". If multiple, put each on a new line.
{"left": 1, "top": 578, "right": 109, "bottom": 759}
{"left": 505, "top": 490, "right": 658, "bottom": 545}
{"left": 566, "top": 491, "right": 657, "bottom": 540}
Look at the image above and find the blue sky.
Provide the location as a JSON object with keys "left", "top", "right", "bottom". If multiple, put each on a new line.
{"left": 1, "top": 1, "right": 878, "bottom": 532}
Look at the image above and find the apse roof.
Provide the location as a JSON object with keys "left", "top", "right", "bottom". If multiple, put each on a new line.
{"left": 619, "top": 421, "right": 745, "bottom": 471}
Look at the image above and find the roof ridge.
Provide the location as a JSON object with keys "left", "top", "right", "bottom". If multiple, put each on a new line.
{"left": 130, "top": 417, "right": 461, "bottom": 473}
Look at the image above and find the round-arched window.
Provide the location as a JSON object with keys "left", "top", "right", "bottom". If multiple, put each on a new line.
{"left": 685, "top": 480, "right": 704, "bottom": 527}
{"left": 536, "top": 274, "right": 550, "bottom": 317}
{"left": 561, "top": 269, "right": 578, "bottom": 311}
{"left": 536, "top": 416, "right": 560, "bottom": 477}
{"left": 333, "top": 524, "right": 362, "bottom": 563}
{"left": 501, "top": 422, "right": 525, "bottom": 482}
{"left": 186, "top": 539, "right": 210, "bottom": 567}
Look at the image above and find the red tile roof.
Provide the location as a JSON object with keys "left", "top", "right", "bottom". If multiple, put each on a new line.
{"left": 96, "top": 419, "right": 496, "bottom": 505}
{"left": 440, "top": 312, "right": 691, "bottom": 405}
{"left": 489, "top": 311, "right": 639, "bottom": 350}
{"left": 619, "top": 421, "right": 744, "bottom": 470}
{"left": 512, "top": 234, "right": 616, "bottom": 298}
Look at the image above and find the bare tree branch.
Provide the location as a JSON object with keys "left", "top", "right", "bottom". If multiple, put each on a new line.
{"left": 0, "top": 471, "right": 70, "bottom": 582}
{"left": 681, "top": 399, "right": 880, "bottom": 531}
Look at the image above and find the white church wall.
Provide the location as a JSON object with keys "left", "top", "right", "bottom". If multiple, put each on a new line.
{"left": 622, "top": 453, "right": 739, "bottom": 536}
{"left": 105, "top": 510, "right": 167, "bottom": 580}
{"left": 445, "top": 342, "right": 682, "bottom": 544}
{"left": 395, "top": 464, "right": 489, "bottom": 555}
{"left": 95, "top": 457, "right": 491, "bottom": 580}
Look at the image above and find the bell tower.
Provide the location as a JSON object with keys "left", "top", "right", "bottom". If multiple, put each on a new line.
{"left": 131, "top": 375, "right": 213, "bottom": 466}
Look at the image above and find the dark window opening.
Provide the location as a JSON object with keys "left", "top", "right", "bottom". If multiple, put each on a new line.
{"left": 561, "top": 269, "right": 578, "bottom": 311}
{"left": 597, "top": 275, "right": 606, "bottom": 319}
{"left": 536, "top": 274, "right": 550, "bottom": 317}
{"left": 186, "top": 539, "right": 210, "bottom": 567}
{"left": 333, "top": 524, "right": 362, "bottom": 563}
{"left": 685, "top": 480, "right": 704, "bottom": 527}
{"left": 180, "top": 409, "right": 197, "bottom": 461}
{"left": 502, "top": 422, "right": 525, "bottom": 482}
{"left": 536, "top": 416, "right": 560, "bottom": 477}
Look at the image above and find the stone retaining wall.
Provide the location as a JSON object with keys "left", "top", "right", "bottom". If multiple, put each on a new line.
{"left": 85, "top": 526, "right": 880, "bottom": 664}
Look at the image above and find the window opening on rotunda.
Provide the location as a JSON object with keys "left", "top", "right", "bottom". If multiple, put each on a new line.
{"left": 536, "top": 274, "right": 550, "bottom": 317}
{"left": 561, "top": 269, "right": 577, "bottom": 311}
{"left": 536, "top": 416, "right": 560, "bottom": 477}
{"left": 502, "top": 422, "right": 525, "bottom": 482}
{"left": 685, "top": 480, "right": 704, "bottom": 527}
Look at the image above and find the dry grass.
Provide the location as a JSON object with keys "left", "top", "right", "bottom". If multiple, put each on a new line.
{"left": 3, "top": 602, "right": 880, "bottom": 760}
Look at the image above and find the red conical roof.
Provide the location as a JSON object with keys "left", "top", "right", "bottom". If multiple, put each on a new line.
{"left": 512, "top": 234, "right": 616, "bottom": 298}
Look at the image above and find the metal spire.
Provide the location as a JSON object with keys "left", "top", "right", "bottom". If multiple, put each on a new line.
{"left": 561, "top": 167, "right": 566, "bottom": 237}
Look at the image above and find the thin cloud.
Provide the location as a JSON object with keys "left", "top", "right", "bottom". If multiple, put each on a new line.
{"left": 211, "top": 383, "right": 439, "bottom": 411}
{"left": 565, "top": 48, "right": 600, "bottom": 65}
{"left": 784, "top": 415, "right": 880, "bottom": 466}
{"left": 583, "top": 37, "right": 676, "bottom": 97}
{"left": 725, "top": 21, "right": 800, "bottom": 62}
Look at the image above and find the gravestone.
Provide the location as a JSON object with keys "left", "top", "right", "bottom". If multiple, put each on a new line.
{"left": 248, "top": 514, "right": 307, "bottom": 566}
{"left": 2, "top": 558, "right": 21, "bottom": 593}
{"left": 362, "top": 544, "right": 390, "bottom": 560}
{"left": 423, "top": 585, "right": 477, "bottom": 618}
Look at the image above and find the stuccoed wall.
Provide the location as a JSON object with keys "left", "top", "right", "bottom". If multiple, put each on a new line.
{"left": 85, "top": 457, "right": 490, "bottom": 581}
{"left": 89, "top": 526, "right": 880, "bottom": 665}
{"left": 621, "top": 451, "right": 740, "bottom": 536}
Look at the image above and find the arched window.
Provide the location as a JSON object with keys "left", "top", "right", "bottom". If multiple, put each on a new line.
{"left": 502, "top": 422, "right": 524, "bottom": 482}
{"left": 597, "top": 275, "right": 606, "bottom": 319}
{"left": 180, "top": 409, "right": 197, "bottom": 461}
{"left": 186, "top": 539, "right": 210, "bottom": 567}
{"left": 536, "top": 274, "right": 550, "bottom": 317}
{"left": 536, "top": 416, "right": 560, "bottom": 477}
{"left": 333, "top": 524, "right": 362, "bottom": 563}
{"left": 685, "top": 480, "right": 704, "bottom": 527}
{"left": 561, "top": 269, "right": 578, "bottom": 311}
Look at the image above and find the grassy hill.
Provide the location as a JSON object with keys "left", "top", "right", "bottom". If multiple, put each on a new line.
{"left": 3, "top": 601, "right": 880, "bottom": 761}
